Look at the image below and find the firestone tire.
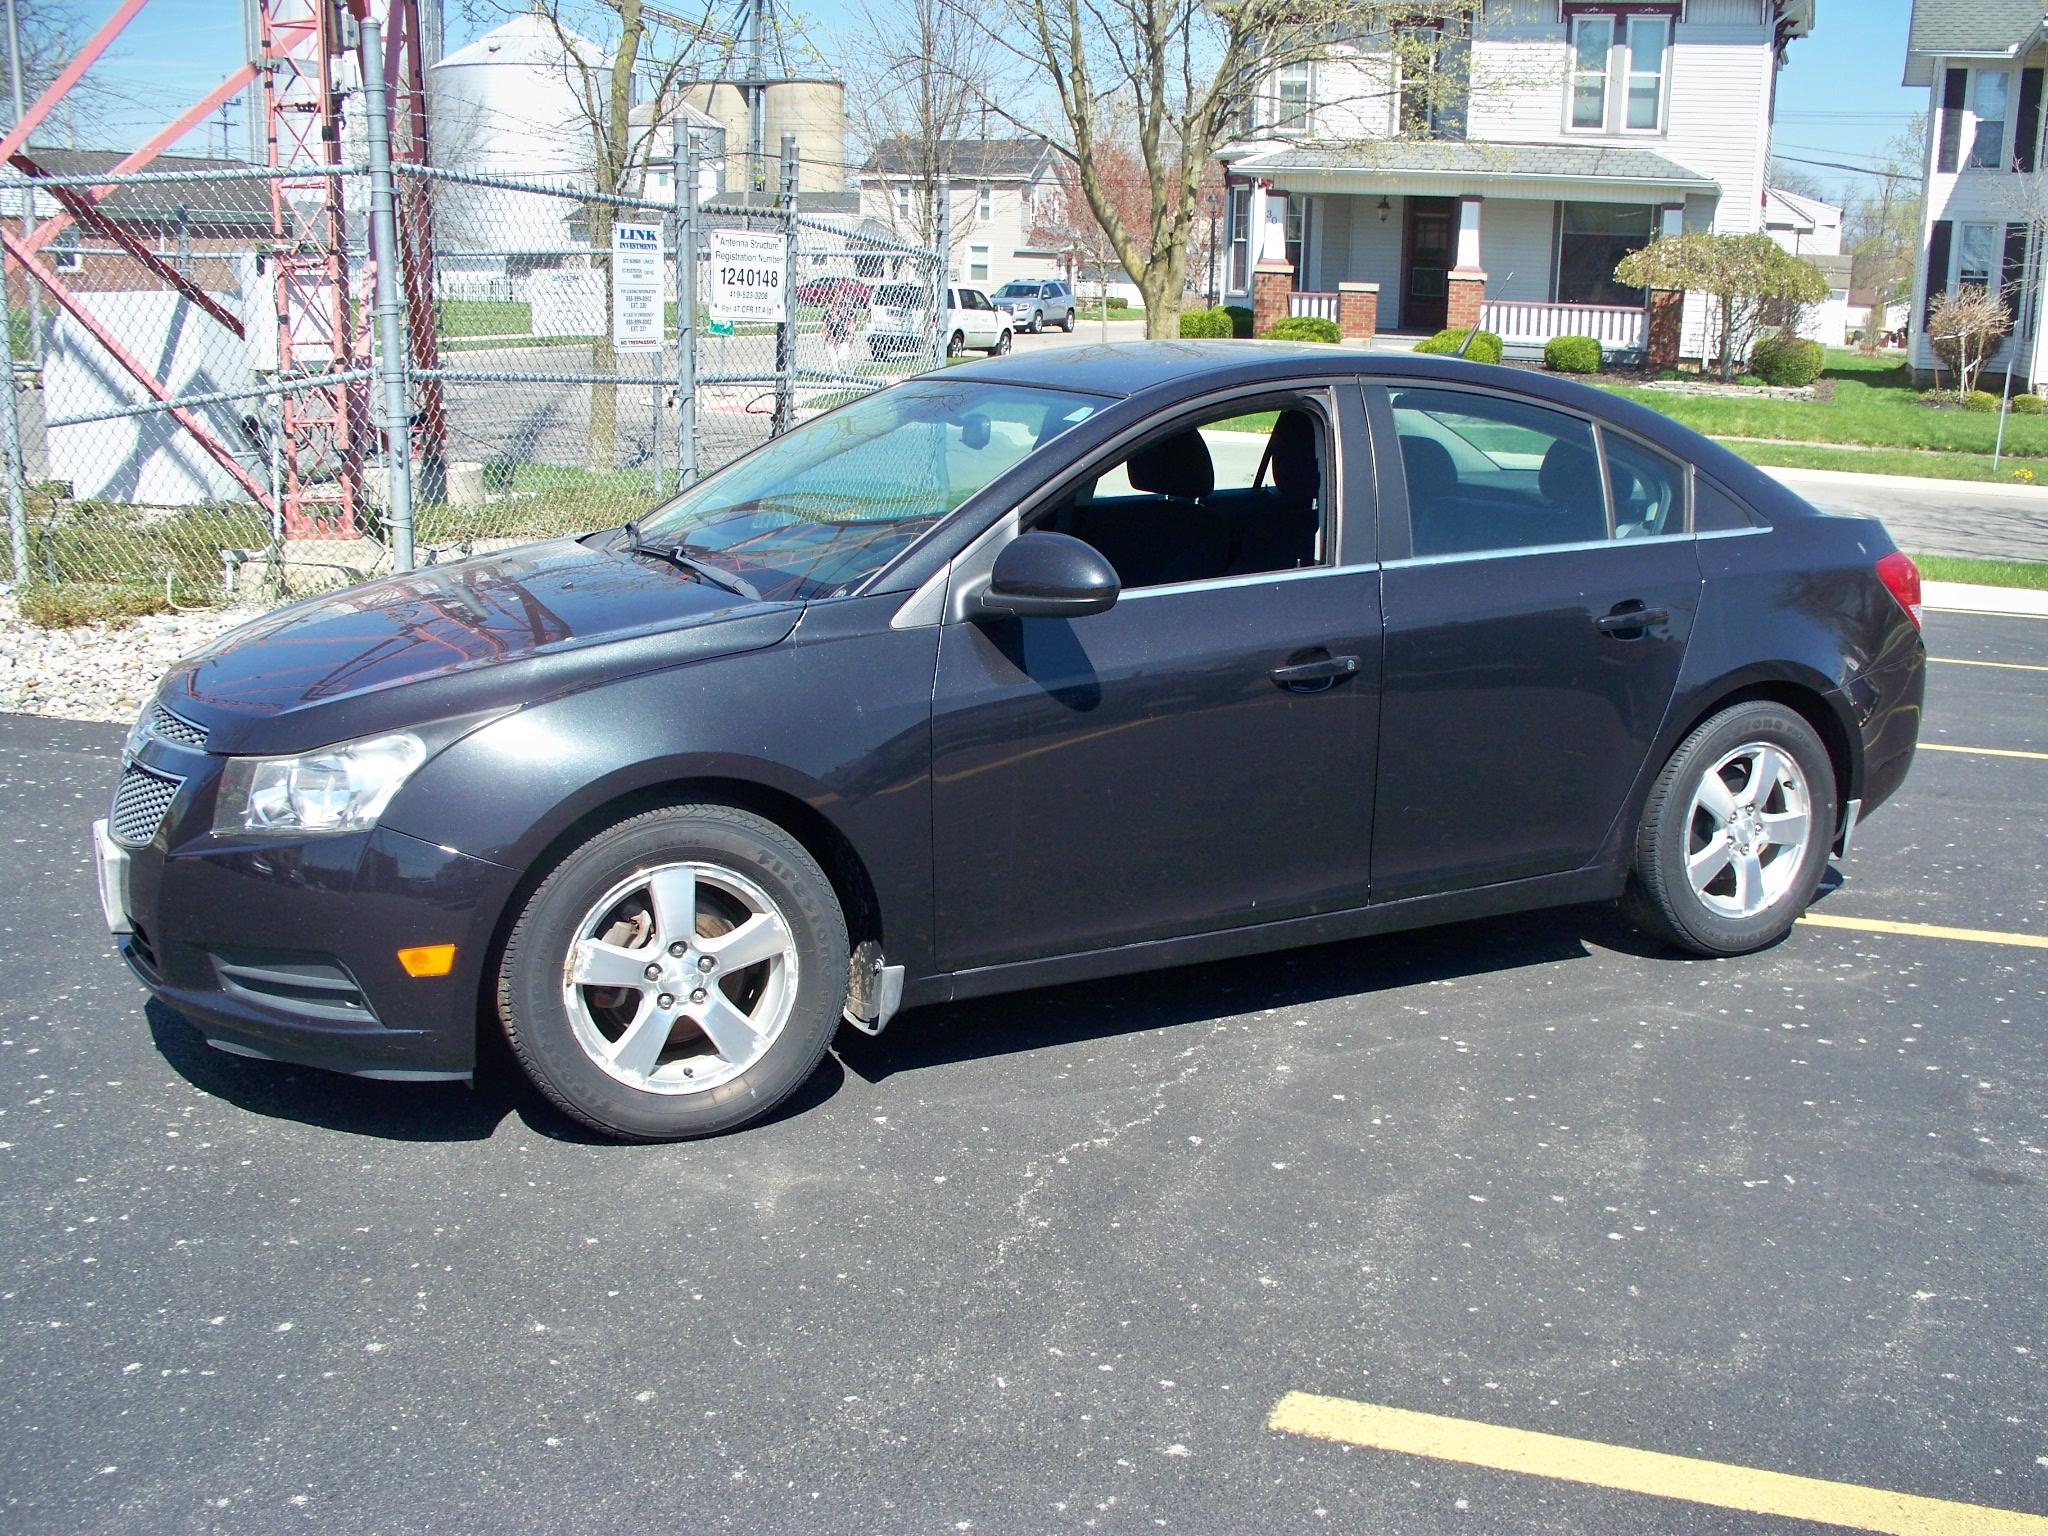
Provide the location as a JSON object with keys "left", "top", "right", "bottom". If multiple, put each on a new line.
{"left": 497, "top": 804, "right": 848, "bottom": 1141}
{"left": 1622, "top": 701, "right": 1836, "bottom": 958}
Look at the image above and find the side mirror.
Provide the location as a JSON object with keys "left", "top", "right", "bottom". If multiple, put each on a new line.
{"left": 972, "top": 531, "right": 1120, "bottom": 620}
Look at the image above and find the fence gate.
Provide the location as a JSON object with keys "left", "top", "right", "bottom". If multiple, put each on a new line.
{"left": 1, "top": 129, "right": 948, "bottom": 612}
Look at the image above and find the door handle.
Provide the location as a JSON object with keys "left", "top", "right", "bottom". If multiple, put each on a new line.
{"left": 1595, "top": 604, "right": 1669, "bottom": 635}
{"left": 1270, "top": 653, "right": 1361, "bottom": 689}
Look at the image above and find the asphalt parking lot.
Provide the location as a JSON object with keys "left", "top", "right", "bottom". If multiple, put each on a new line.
{"left": 1, "top": 608, "right": 2042, "bottom": 1536}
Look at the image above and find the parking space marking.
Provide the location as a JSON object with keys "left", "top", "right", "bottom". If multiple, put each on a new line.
{"left": 1267, "top": 1393, "right": 2048, "bottom": 1536}
{"left": 1798, "top": 913, "right": 2048, "bottom": 949}
{"left": 1919, "top": 743, "right": 2048, "bottom": 761}
{"left": 1929, "top": 657, "right": 2048, "bottom": 673}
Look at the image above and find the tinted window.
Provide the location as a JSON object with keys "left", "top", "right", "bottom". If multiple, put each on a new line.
{"left": 1693, "top": 476, "right": 1757, "bottom": 532}
{"left": 1602, "top": 431, "right": 1686, "bottom": 538}
{"left": 1389, "top": 388, "right": 1608, "bottom": 556}
{"left": 1033, "top": 399, "right": 1328, "bottom": 589}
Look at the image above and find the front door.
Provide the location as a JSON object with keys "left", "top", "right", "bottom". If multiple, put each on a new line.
{"left": 1368, "top": 381, "right": 1702, "bottom": 901}
{"left": 929, "top": 390, "right": 1382, "bottom": 974}
{"left": 1403, "top": 197, "right": 1453, "bottom": 333}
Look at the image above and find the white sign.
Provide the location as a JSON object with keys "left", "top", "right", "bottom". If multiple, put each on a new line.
{"left": 708, "top": 228, "right": 788, "bottom": 323}
{"left": 611, "top": 221, "right": 664, "bottom": 353}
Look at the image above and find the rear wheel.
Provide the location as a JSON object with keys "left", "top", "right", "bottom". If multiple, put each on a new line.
{"left": 498, "top": 805, "right": 847, "bottom": 1140}
{"left": 1623, "top": 701, "right": 1836, "bottom": 956}
{"left": 946, "top": 330, "right": 965, "bottom": 358}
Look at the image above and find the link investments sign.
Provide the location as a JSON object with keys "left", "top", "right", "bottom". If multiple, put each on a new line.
{"left": 611, "top": 221, "right": 664, "bottom": 353}
{"left": 708, "top": 229, "right": 787, "bottom": 324}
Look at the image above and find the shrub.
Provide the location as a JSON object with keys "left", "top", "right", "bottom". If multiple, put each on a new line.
{"left": 1178, "top": 306, "right": 1234, "bottom": 338}
{"left": 2014, "top": 393, "right": 2045, "bottom": 415}
{"left": 1748, "top": 332, "right": 1825, "bottom": 387}
{"left": 1260, "top": 314, "right": 1341, "bottom": 343}
{"left": 1543, "top": 335, "right": 1602, "bottom": 374}
{"left": 1413, "top": 327, "right": 1504, "bottom": 364}
{"left": 1962, "top": 389, "right": 2002, "bottom": 412}
{"left": 17, "top": 582, "right": 173, "bottom": 629}
{"left": 1223, "top": 304, "right": 1254, "bottom": 338}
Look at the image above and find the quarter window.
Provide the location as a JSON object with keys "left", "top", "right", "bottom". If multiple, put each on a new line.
{"left": 1969, "top": 70, "right": 2011, "bottom": 169}
{"left": 1389, "top": 388, "right": 1611, "bottom": 557}
{"left": 1602, "top": 431, "right": 1686, "bottom": 537}
{"left": 1570, "top": 16, "right": 1613, "bottom": 130}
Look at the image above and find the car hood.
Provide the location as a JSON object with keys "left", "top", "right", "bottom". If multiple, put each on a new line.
{"left": 159, "top": 537, "right": 803, "bottom": 756}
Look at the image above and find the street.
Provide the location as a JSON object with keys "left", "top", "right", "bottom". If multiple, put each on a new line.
{"left": 1, "top": 608, "right": 2041, "bottom": 1535}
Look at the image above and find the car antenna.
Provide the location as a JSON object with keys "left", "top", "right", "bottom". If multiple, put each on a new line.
{"left": 1455, "top": 272, "right": 1512, "bottom": 358}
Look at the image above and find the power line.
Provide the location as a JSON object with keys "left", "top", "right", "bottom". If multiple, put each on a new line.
{"left": 1772, "top": 151, "right": 1923, "bottom": 183}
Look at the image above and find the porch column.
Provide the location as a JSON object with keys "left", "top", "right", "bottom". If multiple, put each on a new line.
{"left": 1254, "top": 258, "right": 1296, "bottom": 336}
{"left": 1646, "top": 202, "right": 1687, "bottom": 370}
{"left": 1447, "top": 194, "right": 1487, "bottom": 334}
{"left": 1338, "top": 281, "right": 1379, "bottom": 341}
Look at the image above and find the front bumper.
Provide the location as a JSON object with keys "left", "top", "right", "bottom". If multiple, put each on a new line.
{"left": 98, "top": 762, "right": 517, "bottom": 1080}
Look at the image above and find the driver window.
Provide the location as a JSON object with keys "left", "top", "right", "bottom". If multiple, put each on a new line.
{"left": 1033, "top": 399, "right": 1330, "bottom": 590}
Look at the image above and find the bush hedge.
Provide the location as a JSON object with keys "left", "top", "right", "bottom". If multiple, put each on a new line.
{"left": 1543, "top": 335, "right": 1602, "bottom": 374}
{"left": 1748, "top": 332, "right": 1826, "bottom": 387}
{"left": 1178, "top": 307, "right": 1235, "bottom": 338}
{"left": 1962, "top": 389, "right": 2002, "bottom": 412}
{"left": 1414, "top": 327, "right": 1503, "bottom": 364}
{"left": 1223, "top": 304, "right": 1254, "bottom": 338}
{"left": 2014, "top": 393, "right": 2045, "bottom": 415}
{"left": 1260, "top": 314, "right": 1342, "bottom": 343}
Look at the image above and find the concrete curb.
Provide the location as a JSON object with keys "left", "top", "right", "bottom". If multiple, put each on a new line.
{"left": 1761, "top": 463, "right": 2048, "bottom": 499}
{"left": 1922, "top": 579, "right": 2048, "bottom": 616}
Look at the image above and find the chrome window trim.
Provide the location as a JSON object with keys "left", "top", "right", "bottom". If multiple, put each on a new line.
{"left": 1116, "top": 561, "right": 1380, "bottom": 601}
{"left": 1694, "top": 525, "right": 1770, "bottom": 542}
{"left": 1381, "top": 534, "right": 1688, "bottom": 570}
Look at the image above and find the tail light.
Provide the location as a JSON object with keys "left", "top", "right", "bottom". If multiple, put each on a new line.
{"left": 1876, "top": 550, "right": 1922, "bottom": 630}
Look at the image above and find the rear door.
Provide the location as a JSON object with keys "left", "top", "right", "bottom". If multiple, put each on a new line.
{"left": 1366, "top": 381, "right": 1702, "bottom": 901}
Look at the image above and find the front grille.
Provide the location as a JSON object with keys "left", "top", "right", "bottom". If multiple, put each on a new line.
{"left": 110, "top": 764, "right": 182, "bottom": 847}
{"left": 147, "top": 704, "right": 208, "bottom": 749}
{"left": 212, "top": 949, "right": 377, "bottom": 1022}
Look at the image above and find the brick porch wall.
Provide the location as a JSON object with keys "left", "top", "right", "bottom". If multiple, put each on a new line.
{"left": 1446, "top": 271, "right": 1486, "bottom": 334}
{"left": 1338, "top": 282, "right": 1378, "bottom": 341}
{"left": 1252, "top": 260, "right": 1294, "bottom": 336}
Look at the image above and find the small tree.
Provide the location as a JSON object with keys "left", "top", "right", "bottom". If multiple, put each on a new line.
{"left": 1615, "top": 232, "right": 1830, "bottom": 381}
{"left": 1925, "top": 286, "right": 2011, "bottom": 398}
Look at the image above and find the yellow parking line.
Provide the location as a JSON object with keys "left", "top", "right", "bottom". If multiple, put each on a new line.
{"left": 1267, "top": 1393, "right": 2048, "bottom": 1536}
{"left": 1919, "top": 742, "right": 2048, "bottom": 761}
{"left": 1798, "top": 913, "right": 2048, "bottom": 950}
{"left": 1929, "top": 656, "right": 2048, "bottom": 672}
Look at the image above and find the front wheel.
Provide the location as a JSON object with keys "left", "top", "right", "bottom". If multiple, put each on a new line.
{"left": 1028, "top": 309, "right": 1043, "bottom": 332}
{"left": 1061, "top": 310, "right": 1076, "bottom": 332}
{"left": 1622, "top": 701, "right": 1836, "bottom": 956}
{"left": 497, "top": 804, "right": 848, "bottom": 1140}
{"left": 990, "top": 329, "right": 1012, "bottom": 355}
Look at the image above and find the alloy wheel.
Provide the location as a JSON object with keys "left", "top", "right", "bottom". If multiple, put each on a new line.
{"left": 560, "top": 861, "right": 798, "bottom": 1095}
{"left": 1685, "top": 742, "right": 1813, "bottom": 919}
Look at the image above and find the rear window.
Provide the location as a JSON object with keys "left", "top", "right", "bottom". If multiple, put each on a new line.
{"left": 874, "top": 284, "right": 924, "bottom": 308}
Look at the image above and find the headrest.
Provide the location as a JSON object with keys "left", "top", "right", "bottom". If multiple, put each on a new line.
{"left": 1127, "top": 431, "right": 1214, "bottom": 500}
{"left": 1399, "top": 435, "right": 1458, "bottom": 499}
{"left": 1268, "top": 411, "right": 1320, "bottom": 499}
{"left": 1538, "top": 437, "right": 1600, "bottom": 509}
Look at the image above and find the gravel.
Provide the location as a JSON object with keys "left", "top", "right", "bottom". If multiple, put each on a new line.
{"left": 0, "top": 592, "right": 259, "bottom": 723}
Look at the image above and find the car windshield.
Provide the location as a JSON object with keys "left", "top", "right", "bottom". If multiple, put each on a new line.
{"left": 631, "top": 380, "right": 1105, "bottom": 601}
{"left": 993, "top": 283, "right": 1036, "bottom": 298}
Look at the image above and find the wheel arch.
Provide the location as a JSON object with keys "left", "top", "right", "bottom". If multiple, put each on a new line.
{"left": 1662, "top": 672, "right": 1860, "bottom": 827}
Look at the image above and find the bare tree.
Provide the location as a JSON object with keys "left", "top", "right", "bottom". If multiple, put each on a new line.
{"left": 1926, "top": 286, "right": 2010, "bottom": 397}
{"left": 939, "top": 0, "right": 1494, "bottom": 336}
{"left": 844, "top": 0, "right": 993, "bottom": 263}
{"left": 1846, "top": 124, "right": 1925, "bottom": 352}
{"left": 465, "top": 0, "right": 721, "bottom": 472}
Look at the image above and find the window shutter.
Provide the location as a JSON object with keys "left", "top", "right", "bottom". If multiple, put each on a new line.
{"left": 2018, "top": 68, "right": 2044, "bottom": 172}
{"left": 2003, "top": 223, "right": 2028, "bottom": 322}
{"left": 1926, "top": 220, "right": 1953, "bottom": 322}
{"left": 1938, "top": 68, "right": 1967, "bottom": 173}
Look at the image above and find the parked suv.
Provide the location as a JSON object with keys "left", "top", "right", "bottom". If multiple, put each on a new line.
{"left": 992, "top": 279, "right": 1075, "bottom": 333}
{"left": 868, "top": 284, "right": 1014, "bottom": 359}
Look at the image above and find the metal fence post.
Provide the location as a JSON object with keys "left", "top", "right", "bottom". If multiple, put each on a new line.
{"left": 773, "top": 135, "right": 798, "bottom": 437}
{"left": 0, "top": 268, "right": 24, "bottom": 585}
{"left": 931, "top": 178, "right": 951, "bottom": 367}
{"left": 360, "top": 17, "right": 415, "bottom": 573}
{"left": 674, "top": 121, "right": 699, "bottom": 488}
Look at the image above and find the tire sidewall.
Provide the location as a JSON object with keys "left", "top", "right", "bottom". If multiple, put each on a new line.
{"left": 1648, "top": 705, "right": 1836, "bottom": 954}
{"left": 503, "top": 810, "right": 847, "bottom": 1140}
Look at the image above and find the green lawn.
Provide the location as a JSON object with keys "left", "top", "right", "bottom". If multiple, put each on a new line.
{"left": 437, "top": 298, "right": 532, "bottom": 338}
{"left": 1600, "top": 350, "right": 2048, "bottom": 459}
{"left": 1911, "top": 553, "right": 2048, "bottom": 590}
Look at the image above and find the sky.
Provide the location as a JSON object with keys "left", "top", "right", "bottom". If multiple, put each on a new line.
{"left": 58, "top": 0, "right": 1923, "bottom": 215}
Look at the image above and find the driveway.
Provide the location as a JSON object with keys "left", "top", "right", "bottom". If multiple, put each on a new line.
{"left": 1, "top": 608, "right": 2042, "bottom": 1534}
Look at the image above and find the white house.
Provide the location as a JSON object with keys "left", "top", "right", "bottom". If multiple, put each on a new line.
{"left": 1902, "top": 0, "right": 2048, "bottom": 389}
{"left": 858, "top": 138, "right": 1074, "bottom": 291}
{"left": 1763, "top": 185, "right": 1852, "bottom": 346}
{"left": 1219, "top": 0, "right": 1816, "bottom": 364}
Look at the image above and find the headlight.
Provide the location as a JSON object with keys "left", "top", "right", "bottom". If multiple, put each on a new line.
{"left": 213, "top": 731, "right": 426, "bottom": 837}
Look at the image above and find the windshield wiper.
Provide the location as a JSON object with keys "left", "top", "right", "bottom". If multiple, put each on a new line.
{"left": 617, "top": 523, "right": 761, "bottom": 601}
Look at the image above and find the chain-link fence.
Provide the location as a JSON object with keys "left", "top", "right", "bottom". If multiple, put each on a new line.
{"left": 0, "top": 133, "right": 947, "bottom": 621}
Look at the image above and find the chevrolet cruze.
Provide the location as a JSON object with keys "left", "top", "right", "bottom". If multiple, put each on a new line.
{"left": 94, "top": 343, "right": 1926, "bottom": 1140}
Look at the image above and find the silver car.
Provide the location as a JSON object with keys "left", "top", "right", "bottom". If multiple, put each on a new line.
{"left": 992, "top": 279, "right": 1075, "bottom": 334}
